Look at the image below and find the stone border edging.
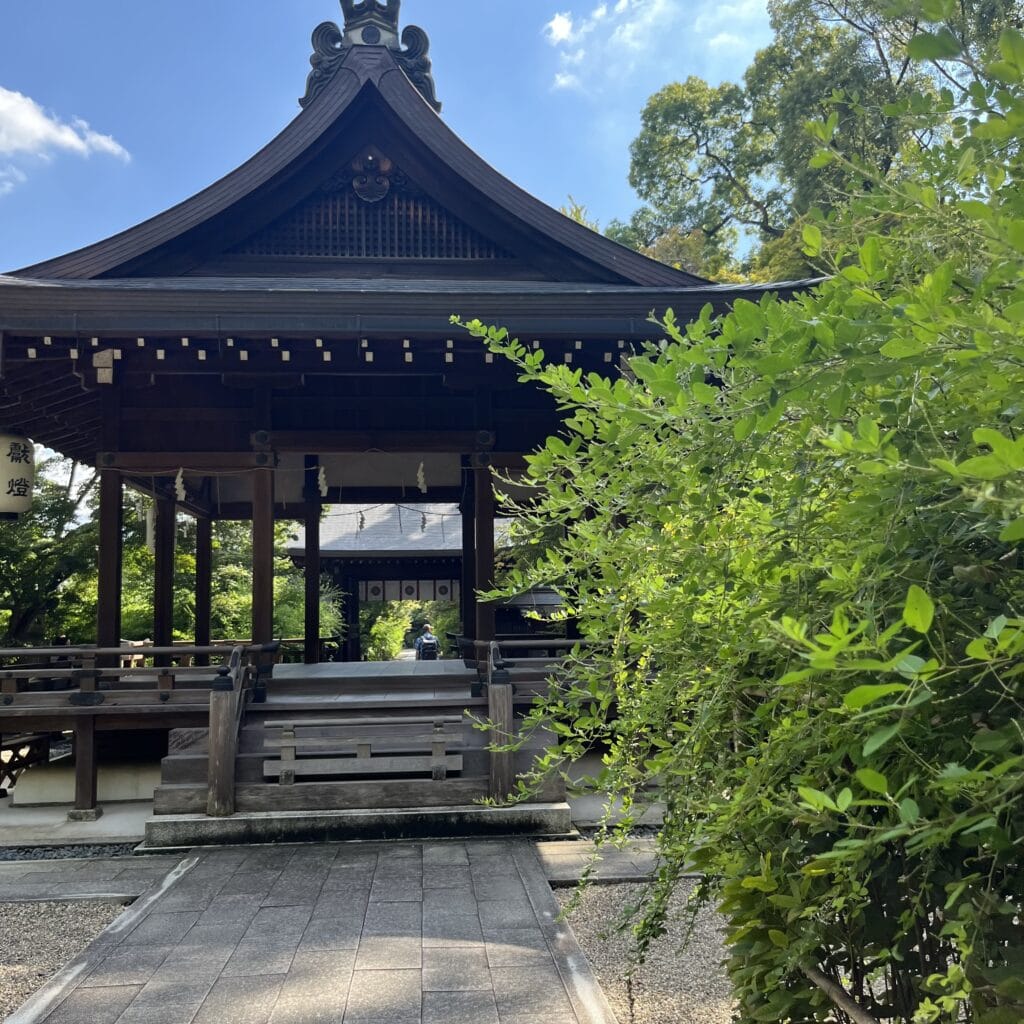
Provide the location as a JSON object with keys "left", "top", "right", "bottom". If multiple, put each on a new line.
{"left": 3, "top": 855, "right": 197, "bottom": 1024}
{"left": 513, "top": 842, "right": 620, "bottom": 1024}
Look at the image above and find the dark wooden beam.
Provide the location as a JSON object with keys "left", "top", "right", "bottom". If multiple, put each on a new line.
{"left": 461, "top": 469, "right": 476, "bottom": 642}
{"left": 96, "top": 471, "right": 123, "bottom": 657}
{"left": 121, "top": 406, "right": 251, "bottom": 422}
{"left": 153, "top": 497, "right": 177, "bottom": 667}
{"left": 126, "top": 475, "right": 211, "bottom": 521}
{"left": 210, "top": 488, "right": 464, "bottom": 520}
{"left": 261, "top": 430, "right": 494, "bottom": 453}
{"left": 69, "top": 717, "right": 100, "bottom": 820}
{"left": 194, "top": 517, "right": 213, "bottom": 666}
{"left": 474, "top": 462, "right": 496, "bottom": 643}
{"left": 251, "top": 468, "right": 275, "bottom": 644}
{"left": 99, "top": 452, "right": 274, "bottom": 472}
{"left": 304, "top": 457, "right": 321, "bottom": 665}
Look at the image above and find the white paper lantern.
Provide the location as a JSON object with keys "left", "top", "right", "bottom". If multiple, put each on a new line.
{"left": 0, "top": 434, "right": 34, "bottom": 517}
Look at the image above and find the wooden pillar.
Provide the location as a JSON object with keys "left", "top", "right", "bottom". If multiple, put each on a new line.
{"left": 68, "top": 717, "right": 101, "bottom": 820}
{"left": 343, "top": 577, "right": 361, "bottom": 663}
{"left": 474, "top": 459, "right": 496, "bottom": 643}
{"left": 488, "top": 682, "right": 514, "bottom": 801}
{"left": 460, "top": 471, "right": 477, "bottom": 642}
{"left": 207, "top": 686, "right": 237, "bottom": 818}
{"left": 303, "top": 457, "right": 321, "bottom": 664}
{"left": 194, "top": 516, "right": 213, "bottom": 666}
{"left": 153, "top": 496, "right": 176, "bottom": 665}
{"left": 96, "top": 470, "right": 123, "bottom": 658}
{"left": 251, "top": 468, "right": 274, "bottom": 645}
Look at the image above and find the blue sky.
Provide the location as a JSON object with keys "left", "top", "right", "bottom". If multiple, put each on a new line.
{"left": 0, "top": 1, "right": 771, "bottom": 272}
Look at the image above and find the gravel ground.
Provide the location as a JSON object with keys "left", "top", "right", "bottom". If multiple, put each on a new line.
{"left": 0, "top": 844, "right": 138, "bottom": 863}
{"left": 557, "top": 880, "right": 734, "bottom": 1024}
{"left": 0, "top": 901, "right": 126, "bottom": 1021}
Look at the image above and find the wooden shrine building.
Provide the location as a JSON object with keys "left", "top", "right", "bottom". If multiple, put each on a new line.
{"left": 289, "top": 503, "right": 517, "bottom": 661}
{"left": 0, "top": 1, "right": 798, "bottom": 838}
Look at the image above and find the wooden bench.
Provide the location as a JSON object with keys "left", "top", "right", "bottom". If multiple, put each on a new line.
{"left": 263, "top": 716, "right": 465, "bottom": 786}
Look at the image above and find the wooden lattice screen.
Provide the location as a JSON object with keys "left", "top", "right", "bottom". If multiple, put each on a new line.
{"left": 233, "top": 189, "right": 511, "bottom": 261}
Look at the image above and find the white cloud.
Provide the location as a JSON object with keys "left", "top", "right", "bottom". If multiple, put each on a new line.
{"left": 708, "top": 32, "right": 744, "bottom": 51}
{"left": 610, "top": 0, "right": 678, "bottom": 51}
{"left": 70, "top": 117, "right": 129, "bottom": 161}
{"left": 541, "top": 0, "right": 770, "bottom": 93}
{"left": 0, "top": 165, "right": 27, "bottom": 197}
{"left": 0, "top": 86, "right": 129, "bottom": 196}
{"left": 545, "top": 12, "right": 576, "bottom": 44}
{"left": 695, "top": 0, "right": 764, "bottom": 35}
{"left": 554, "top": 71, "right": 584, "bottom": 90}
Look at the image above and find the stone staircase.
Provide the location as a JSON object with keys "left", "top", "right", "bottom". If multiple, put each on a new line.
{"left": 149, "top": 662, "right": 567, "bottom": 838}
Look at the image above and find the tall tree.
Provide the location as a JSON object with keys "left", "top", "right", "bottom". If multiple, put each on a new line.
{"left": 0, "top": 456, "right": 97, "bottom": 644}
{"left": 614, "top": 0, "right": 1022, "bottom": 279}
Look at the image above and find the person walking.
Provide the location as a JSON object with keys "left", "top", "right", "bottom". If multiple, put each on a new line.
{"left": 415, "top": 623, "right": 440, "bottom": 661}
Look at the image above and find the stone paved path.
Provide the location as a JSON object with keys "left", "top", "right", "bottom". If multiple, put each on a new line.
{"left": 535, "top": 841, "right": 657, "bottom": 884}
{"left": 0, "top": 857, "right": 182, "bottom": 903}
{"left": 8, "top": 842, "right": 616, "bottom": 1024}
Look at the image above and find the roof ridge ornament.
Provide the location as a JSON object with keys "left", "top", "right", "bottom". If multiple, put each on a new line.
{"left": 300, "top": 0, "right": 441, "bottom": 113}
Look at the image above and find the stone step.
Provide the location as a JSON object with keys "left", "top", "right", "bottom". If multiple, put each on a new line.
{"left": 269, "top": 674, "right": 475, "bottom": 692}
{"left": 153, "top": 776, "right": 492, "bottom": 815}
{"left": 143, "top": 801, "right": 574, "bottom": 847}
{"left": 252, "top": 695, "right": 487, "bottom": 715}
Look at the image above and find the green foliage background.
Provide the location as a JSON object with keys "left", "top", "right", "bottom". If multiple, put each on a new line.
{"left": 359, "top": 600, "right": 461, "bottom": 661}
{"left": 607, "top": 0, "right": 1022, "bottom": 281}
{"left": 462, "top": 15, "right": 1024, "bottom": 1024}
{"left": 0, "top": 483, "right": 342, "bottom": 646}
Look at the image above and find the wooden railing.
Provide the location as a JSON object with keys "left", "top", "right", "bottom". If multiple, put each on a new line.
{"left": 485, "top": 641, "right": 515, "bottom": 801}
{"left": 482, "top": 637, "right": 578, "bottom": 801}
{"left": 0, "top": 645, "right": 248, "bottom": 710}
{"left": 0, "top": 642, "right": 271, "bottom": 816}
{"left": 172, "top": 637, "right": 342, "bottom": 665}
{"left": 206, "top": 642, "right": 280, "bottom": 818}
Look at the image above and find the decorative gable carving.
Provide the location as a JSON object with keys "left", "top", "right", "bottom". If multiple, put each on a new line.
{"left": 302, "top": 0, "right": 440, "bottom": 112}
{"left": 231, "top": 150, "right": 512, "bottom": 262}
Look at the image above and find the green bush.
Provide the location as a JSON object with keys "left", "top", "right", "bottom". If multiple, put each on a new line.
{"left": 362, "top": 602, "right": 415, "bottom": 661}
{"left": 459, "top": 23, "right": 1024, "bottom": 1024}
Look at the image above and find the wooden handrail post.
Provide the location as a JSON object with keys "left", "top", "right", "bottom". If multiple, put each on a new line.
{"left": 79, "top": 654, "right": 98, "bottom": 693}
{"left": 487, "top": 642, "right": 515, "bottom": 801}
{"left": 207, "top": 683, "right": 237, "bottom": 818}
{"left": 488, "top": 682, "right": 514, "bottom": 801}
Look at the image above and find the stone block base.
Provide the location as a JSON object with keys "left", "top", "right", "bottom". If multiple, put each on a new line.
{"left": 143, "top": 802, "right": 573, "bottom": 849}
{"left": 67, "top": 807, "right": 104, "bottom": 822}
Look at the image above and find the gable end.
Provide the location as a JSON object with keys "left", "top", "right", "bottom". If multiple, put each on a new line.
{"left": 230, "top": 160, "right": 512, "bottom": 263}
